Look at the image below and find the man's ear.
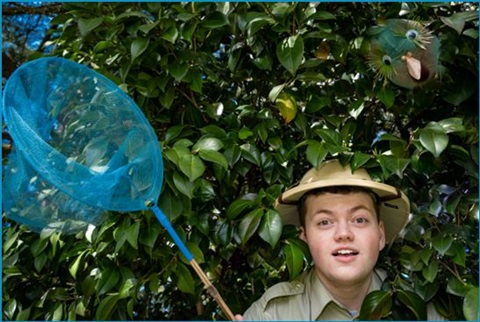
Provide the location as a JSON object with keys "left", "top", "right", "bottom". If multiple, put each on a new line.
{"left": 299, "top": 226, "right": 307, "bottom": 243}
{"left": 378, "top": 221, "right": 386, "bottom": 251}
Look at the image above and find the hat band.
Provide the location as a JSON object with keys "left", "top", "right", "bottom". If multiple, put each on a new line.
{"left": 277, "top": 187, "right": 403, "bottom": 205}
{"left": 277, "top": 193, "right": 297, "bottom": 205}
{"left": 378, "top": 188, "right": 402, "bottom": 202}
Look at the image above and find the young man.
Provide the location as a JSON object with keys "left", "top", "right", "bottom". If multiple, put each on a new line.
{"left": 235, "top": 159, "right": 444, "bottom": 320}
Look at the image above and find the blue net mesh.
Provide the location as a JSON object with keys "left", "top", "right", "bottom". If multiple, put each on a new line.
{"left": 2, "top": 57, "right": 164, "bottom": 233}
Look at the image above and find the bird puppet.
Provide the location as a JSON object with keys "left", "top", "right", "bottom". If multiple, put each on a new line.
{"left": 364, "top": 19, "right": 441, "bottom": 89}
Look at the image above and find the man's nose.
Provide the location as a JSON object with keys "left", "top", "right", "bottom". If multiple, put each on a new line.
{"left": 334, "top": 221, "right": 354, "bottom": 241}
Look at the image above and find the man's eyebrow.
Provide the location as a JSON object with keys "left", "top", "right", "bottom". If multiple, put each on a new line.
{"left": 349, "top": 205, "right": 375, "bottom": 214}
{"left": 311, "top": 205, "right": 375, "bottom": 216}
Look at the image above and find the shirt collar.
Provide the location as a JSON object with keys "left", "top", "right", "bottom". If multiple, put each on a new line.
{"left": 307, "top": 268, "right": 385, "bottom": 320}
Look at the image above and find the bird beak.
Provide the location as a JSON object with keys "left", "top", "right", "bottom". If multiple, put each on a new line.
{"left": 402, "top": 52, "right": 422, "bottom": 80}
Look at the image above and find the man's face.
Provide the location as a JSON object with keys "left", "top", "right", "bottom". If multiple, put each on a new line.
{"left": 299, "top": 191, "right": 386, "bottom": 289}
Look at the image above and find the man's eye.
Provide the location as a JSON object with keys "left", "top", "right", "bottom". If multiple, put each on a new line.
{"left": 354, "top": 217, "right": 368, "bottom": 224}
{"left": 318, "top": 220, "right": 331, "bottom": 226}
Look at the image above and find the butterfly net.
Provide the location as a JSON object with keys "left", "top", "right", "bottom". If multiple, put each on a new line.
{"left": 2, "top": 57, "right": 164, "bottom": 233}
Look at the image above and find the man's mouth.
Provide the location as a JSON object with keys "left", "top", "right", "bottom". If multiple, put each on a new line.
{"left": 333, "top": 249, "right": 359, "bottom": 256}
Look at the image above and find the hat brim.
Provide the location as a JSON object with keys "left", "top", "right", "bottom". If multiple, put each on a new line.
{"left": 275, "top": 178, "right": 410, "bottom": 243}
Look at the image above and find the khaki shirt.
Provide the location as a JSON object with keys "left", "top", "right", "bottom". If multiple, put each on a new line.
{"left": 243, "top": 269, "right": 445, "bottom": 321}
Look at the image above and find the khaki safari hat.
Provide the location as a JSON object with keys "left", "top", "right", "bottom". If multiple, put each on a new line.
{"left": 275, "top": 159, "right": 410, "bottom": 243}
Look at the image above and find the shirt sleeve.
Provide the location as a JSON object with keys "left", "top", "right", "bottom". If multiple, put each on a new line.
{"left": 242, "top": 298, "right": 273, "bottom": 321}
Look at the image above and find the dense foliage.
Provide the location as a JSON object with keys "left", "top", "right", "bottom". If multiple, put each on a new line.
{"left": 2, "top": 2, "right": 478, "bottom": 320}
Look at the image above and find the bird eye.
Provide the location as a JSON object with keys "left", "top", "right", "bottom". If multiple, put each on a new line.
{"left": 406, "top": 29, "right": 419, "bottom": 40}
{"left": 382, "top": 55, "right": 392, "bottom": 65}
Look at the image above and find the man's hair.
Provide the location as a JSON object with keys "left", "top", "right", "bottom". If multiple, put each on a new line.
{"left": 297, "top": 186, "right": 381, "bottom": 227}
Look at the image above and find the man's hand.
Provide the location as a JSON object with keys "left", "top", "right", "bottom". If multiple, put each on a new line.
{"left": 234, "top": 314, "right": 244, "bottom": 320}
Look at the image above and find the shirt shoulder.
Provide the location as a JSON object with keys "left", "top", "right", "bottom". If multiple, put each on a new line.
{"left": 242, "top": 278, "right": 306, "bottom": 320}
{"left": 262, "top": 279, "right": 305, "bottom": 301}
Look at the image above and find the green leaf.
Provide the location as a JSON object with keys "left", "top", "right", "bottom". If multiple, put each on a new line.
{"left": 376, "top": 155, "right": 410, "bottom": 179}
{"left": 463, "top": 28, "right": 478, "bottom": 39}
{"left": 310, "top": 10, "right": 336, "bottom": 20}
{"left": 440, "top": 13, "right": 468, "bottom": 34}
{"left": 202, "top": 11, "right": 229, "bottom": 29}
{"left": 139, "top": 222, "right": 160, "bottom": 249}
{"left": 419, "top": 246, "right": 434, "bottom": 265}
{"left": 114, "top": 222, "right": 128, "bottom": 253}
{"left": 443, "top": 69, "right": 476, "bottom": 105}
{"left": 306, "top": 95, "right": 331, "bottom": 113}
{"left": 253, "top": 54, "right": 273, "bottom": 70}
{"left": 176, "top": 262, "right": 195, "bottom": 294}
{"left": 199, "top": 150, "right": 228, "bottom": 169}
{"left": 200, "top": 125, "right": 227, "bottom": 138}
{"left": 3, "top": 230, "right": 19, "bottom": 253}
{"left": 348, "top": 99, "right": 365, "bottom": 119}
{"left": 351, "top": 153, "right": 372, "bottom": 172}
{"left": 446, "top": 145, "right": 470, "bottom": 163}
{"left": 16, "top": 305, "right": 31, "bottom": 321}
{"left": 127, "top": 298, "right": 135, "bottom": 320}
{"left": 52, "top": 303, "right": 63, "bottom": 320}
{"left": 240, "top": 143, "right": 261, "bottom": 166}
{"left": 34, "top": 253, "right": 48, "bottom": 272}
{"left": 183, "top": 242, "right": 205, "bottom": 264}
{"left": 118, "top": 278, "right": 136, "bottom": 299}
{"left": 396, "top": 290, "right": 427, "bottom": 321}
{"left": 161, "top": 25, "right": 178, "bottom": 43}
{"left": 30, "top": 238, "right": 48, "bottom": 257}
{"left": 446, "top": 241, "right": 466, "bottom": 267}
{"left": 258, "top": 209, "right": 283, "bottom": 248}
{"left": 431, "top": 234, "right": 453, "bottom": 256}
{"left": 268, "top": 84, "right": 286, "bottom": 103}
{"left": 414, "top": 282, "right": 440, "bottom": 302}
{"left": 69, "top": 250, "right": 87, "bottom": 279}
{"left": 447, "top": 277, "right": 472, "bottom": 297}
{"left": 97, "top": 267, "right": 121, "bottom": 295}
{"left": 117, "top": 10, "right": 151, "bottom": 20}
{"left": 75, "top": 301, "right": 86, "bottom": 316}
{"left": 227, "top": 199, "right": 255, "bottom": 220}
{"left": 193, "top": 137, "right": 224, "bottom": 152}
{"left": 306, "top": 140, "right": 327, "bottom": 168}
{"left": 94, "top": 40, "right": 113, "bottom": 52}
{"left": 428, "top": 199, "right": 442, "bottom": 216}
{"left": 173, "top": 172, "right": 195, "bottom": 198}
{"left": 216, "top": 219, "right": 233, "bottom": 245}
{"left": 276, "top": 35, "right": 304, "bottom": 75}
{"left": 138, "top": 21, "right": 159, "bottom": 35}
{"left": 317, "top": 128, "right": 342, "bottom": 146}
{"left": 463, "top": 287, "right": 479, "bottom": 321}
{"left": 358, "top": 290, "right": 392, "bottom": 320}
{"left": 95, "top": 295, "right": 119, "bottom": 320}
{"left": 186, "top": 69, "right": 203, "bottom": 94}
{"left": 78, "top": 17, "right": 103, "bottom": 37}
{"left": 131, "top": 38, "right": 150, "bottom": 62}
{"left": 168, "top": 62, "right": 189, "bottom": 82}
{"left": 4, "top": 299, "right": 17, "bottom": 320}
{"left": 422, "top": 259, "right": 439, "bottom": 283}
{"left": 126, "top": 221, "right": 140, "bottom": 250}
{"left": 238, "top": 208, "right": 263, "bottom": 246}
{"left": 419, "top": 123, "right": 449, "bottom": 157}
{"left": 238, "top": 126, "right": 254, "bottom": 139}
{"left": 245, "top": 12, "right": 274, "bottom": 36}
{"left": 159, "top": 189, "right": 184, "bottom": 221}
{"left": 159, "top": 86, "right": 175, "bottom": 109}
{"left": 284, "top": 241, "right": 305, "bottom": 279}
{"left": 438, "top": 117, "right": 464, "bottom": 133}
{"left": 377, "top": 86, "right": 395, "bottom": 108}
{"left": 179, "top": 154, "right": 206, "bottom": 181}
